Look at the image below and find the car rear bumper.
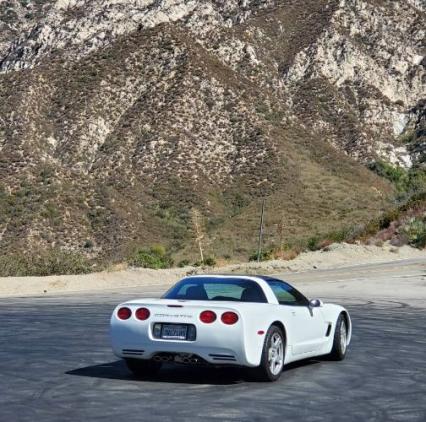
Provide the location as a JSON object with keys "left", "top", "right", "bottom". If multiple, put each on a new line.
{"left": 112, "top": 341, "right": 253, "bottom": 366}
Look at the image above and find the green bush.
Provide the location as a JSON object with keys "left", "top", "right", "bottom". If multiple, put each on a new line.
{"left": 177, "top": 259, "right": 190, "bottom": 268}
{"left": 368, "top": 160, "right": 409, "bottom": 192}
{"left": 192, "top": 257, "right": 216, "bottom": 267}
{"left": 407, "top": 168, "right": 426, "bottom": 194}
{"left": 0, "top": 249, "right": 92, "bottom": 277}
{"left": 203, "top": 257, "right": 216, "bottom": 267}
{"left": 403, "top": 217, "right": 426, "bottom": 249}
{"left": 357, "top": 192, "right": 426, "bottom": 242}
{"left": 306, "top": 236, "right": 321, "bottom": 251}
{"left": 128, "top": 245, "right": 173, "bottom": 269}
{"left": 368, "top": 161, "right": 426, "bottom": 195}
{"left": 327, "top": 228, "right": 353, "bottom": 243}
{"left": 249, "top": 249, "right": 274, "bottom": 262}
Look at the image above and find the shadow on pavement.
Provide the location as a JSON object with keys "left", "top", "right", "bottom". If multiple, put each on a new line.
{"left": 66, "top": 358, "right": 321, "bottom": 385}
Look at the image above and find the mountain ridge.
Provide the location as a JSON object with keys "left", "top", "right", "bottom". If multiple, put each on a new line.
{"left": 0, "top": 0, "right": 424, "bottom": 266}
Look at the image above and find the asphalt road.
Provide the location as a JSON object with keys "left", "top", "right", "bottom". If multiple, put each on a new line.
{"left": 1, "top": 259, "right": 425, "bottom": 421}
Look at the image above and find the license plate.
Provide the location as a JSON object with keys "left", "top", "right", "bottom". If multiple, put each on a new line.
{"left": 161, "top": 324, "right": 188, "bottom": 340}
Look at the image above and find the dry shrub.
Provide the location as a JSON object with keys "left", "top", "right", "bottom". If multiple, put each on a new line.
{"left": 274, "top": 249, "right": 299, "bottom": 261}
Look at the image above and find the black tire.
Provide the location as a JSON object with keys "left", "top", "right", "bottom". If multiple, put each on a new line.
{"left": 124, "top": 358, "right": 162, "bottom": 378}
{"left": 328, "top": 314, "right": 348, "bottom": 361}
{"left": 249, "top": 325, "right": 285, "bottom": 382}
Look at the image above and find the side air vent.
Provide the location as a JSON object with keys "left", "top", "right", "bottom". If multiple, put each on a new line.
{"left": 325, "top": 324, "right": 332, "bottom": 337}
{"left": 122, "top": 349, "right": 145, "bottom": 356}
{"left": 209, "top": 353, "right": 237, "bottom": 362}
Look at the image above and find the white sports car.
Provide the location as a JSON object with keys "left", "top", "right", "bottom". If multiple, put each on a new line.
{"left": 110, "top": 275, "right": 351, "bottom": 381}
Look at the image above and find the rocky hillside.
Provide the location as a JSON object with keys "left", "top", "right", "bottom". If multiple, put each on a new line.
{"left": 0, "top": 0, "right": 424, "bottom": 265}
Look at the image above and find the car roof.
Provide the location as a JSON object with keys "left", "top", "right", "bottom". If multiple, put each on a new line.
{"left": 179, "top": 274, "right": 283, "bottom": 305}
{"left": 184, "top": 274, "right": 285, "bottom": 282}
{"left": 255, "top": 275, "right": 287, "bottom": 282}
{"left": 184, "top": 274, "right": 260, "bottom": 280}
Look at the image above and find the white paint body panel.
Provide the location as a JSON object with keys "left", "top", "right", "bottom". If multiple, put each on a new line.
{"left": 110, "top": 275, "right": 352, "bottom": 367}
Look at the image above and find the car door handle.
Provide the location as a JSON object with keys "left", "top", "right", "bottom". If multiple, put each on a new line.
{"left": 291, "top": 311, "right": 296, "bottom": 316}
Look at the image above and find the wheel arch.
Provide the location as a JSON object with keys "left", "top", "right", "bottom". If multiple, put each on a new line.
{"left": 270, "top": 320, "right": 289, "bottom": 362}
{"left": 340, "top": 310, "right": 352, "bottom": 345}
{"left": 270, "top": 320, "right": 287, "bottom": 340}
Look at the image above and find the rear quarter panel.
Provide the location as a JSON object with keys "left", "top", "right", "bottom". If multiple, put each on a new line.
{"left": 238, "top": 303, "right": 298, "bottom": 366}
{"left": 241, "top": 301, "right": 352, "bottom": 365}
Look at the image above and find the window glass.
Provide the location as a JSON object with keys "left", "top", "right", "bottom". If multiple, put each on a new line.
{"left": 204, "top": 284, "right": 245, "bottom": 300}
{"left": 164, "top": 277, "right": 268, "bottom": 303}
{"left": 266, "top": 280, "right": 308, "bottom": 306}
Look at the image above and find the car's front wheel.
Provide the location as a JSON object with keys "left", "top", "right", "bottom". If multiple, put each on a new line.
{"left": 124, "top": 358, "right": 162, "bottom": 378}
{"left": 250, "top": 325, "right": 285, "bottom": 382}
{"left": 328, "top": 314, "right": 348, "bottom": 361}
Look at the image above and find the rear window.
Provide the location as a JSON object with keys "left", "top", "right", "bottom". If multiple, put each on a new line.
{"left": 163, "top": 277, "right": 268, "bottom": 303}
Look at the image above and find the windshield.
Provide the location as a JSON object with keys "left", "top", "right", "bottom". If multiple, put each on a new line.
{"left": 163, "top": 277, "right": 268, "bottom": 303}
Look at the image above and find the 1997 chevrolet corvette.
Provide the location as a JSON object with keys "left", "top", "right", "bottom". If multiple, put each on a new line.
{"left": 110, "top": 275, "right": 352, "bottom": 381}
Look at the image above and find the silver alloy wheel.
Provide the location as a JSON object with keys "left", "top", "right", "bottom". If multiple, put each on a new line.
{"left": 268, "top": 332, "right": 284, "bottom": 376}
{"left": 340, "top": 320, "right": 347, "bottom": 354}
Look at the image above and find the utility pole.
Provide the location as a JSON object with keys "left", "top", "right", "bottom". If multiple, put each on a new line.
{"left": 257, "top": 198, "right": 266, "bottom": 262}
{"left": 191, "top": 208, "right": 204, "bottom": 264}
{"left": 277, "top": 212, "right": 285, "bottom": 253}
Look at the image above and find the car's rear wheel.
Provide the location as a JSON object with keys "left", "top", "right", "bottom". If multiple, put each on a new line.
{"left": 124, "top": 358, "right": 162, "bottom": 378}
{"left": 328, "top": 314, "right": 348, "bottom": 361}
{"left": 250, "top": 325, "right": 285, "bottom": 382}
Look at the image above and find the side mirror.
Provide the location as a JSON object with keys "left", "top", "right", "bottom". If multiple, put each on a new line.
{"left": 309, "top": 299, "right": 323, "bottom": 308}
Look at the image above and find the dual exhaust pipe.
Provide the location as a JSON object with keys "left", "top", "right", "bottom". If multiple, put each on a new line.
{"left": 153, "top": 355, "right": 173, "bottom": 362}
{"left": 181, "top": 357, "right": 199, "bottom": 364}
{"left": 153, "top": 354, "right": 199, "bottom": 364}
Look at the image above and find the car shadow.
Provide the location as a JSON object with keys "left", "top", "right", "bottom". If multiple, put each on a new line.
{"left": 66, "top": 358, "right": 322, "bottom": 385}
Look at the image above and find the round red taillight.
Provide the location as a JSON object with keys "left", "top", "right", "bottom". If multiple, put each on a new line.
{"left": 200, "top": 310, "right": 217, "bottom": 324}
{"left": 135, "top": 307, "right": 150, "bottom": 321}
{"left": 117, "top": 307, "right": 132, "bottom": 320}
{"left": 221, "top": 312, "right": 239, "bottom": 325}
